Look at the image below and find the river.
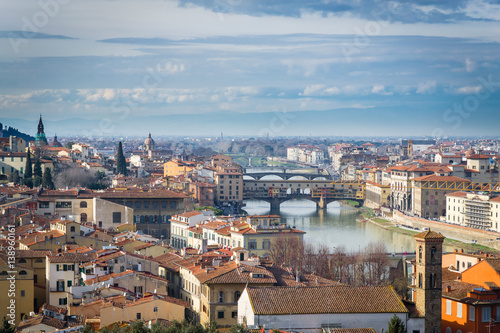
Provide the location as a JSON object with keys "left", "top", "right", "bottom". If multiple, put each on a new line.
{"left": 243, "top": 199, "right": 417, "bottom": 253}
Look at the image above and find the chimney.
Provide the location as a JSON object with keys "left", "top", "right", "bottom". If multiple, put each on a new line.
{"left": 446, "top": 286, "right": 451, "bottom": 292}
{"left": 454, "top": 249, "right": 458, "bottom": 253}
{"left": 460, "top": 249, "right": 464, "bottom": 253}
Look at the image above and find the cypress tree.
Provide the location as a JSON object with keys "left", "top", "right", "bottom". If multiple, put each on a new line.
{"left": 42, "top": 167, "right": 55, "bottom": 190}
{"left": 34, "top": 158, "right": 42, "bottom": 178}
{"left": 24, "top": 148, "right": 33, "bottom": 188}
{"left": 116, "top": 141, "right": 127, "bottom": 176}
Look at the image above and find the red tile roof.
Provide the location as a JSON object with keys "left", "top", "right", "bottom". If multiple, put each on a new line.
{"left": 246, "top": 285, "right": 408, "bottom": 315}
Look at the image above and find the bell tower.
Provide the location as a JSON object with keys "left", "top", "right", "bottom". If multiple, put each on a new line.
{"left": 414, "top": 229, "right": 445, "bottom": 333}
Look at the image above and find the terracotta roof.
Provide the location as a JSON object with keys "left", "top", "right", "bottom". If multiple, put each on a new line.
{"left": 48, "top": 252, "right": 97, "bottom": 263}
{"left": 15, "top": 250, "right": 52, "bottom": 258}
{"left": 201, "top": 263, "right": 276, "bottom": 285}
{"left": 18, "top": 230, "right": 65, "bottom": 246}
{"left": 445, "top": 191, "right": 468, "bottom": 198}
{"left": 41, "top": 303, "right": 68, "bottom": 315}
{"left": 468, "top": 154, "right": 491, "bottom": 159}
{"left": 267, "top": 266, "right": 341, "bottom": 287}
{"left": 442, "top": 280, "right": 483, "bottom": 301}
{"left": 414, "top": 229, "right": 446, "bottom": 240}
{"left": 154, "top": 252, "right": 189, "bottom": 272}
{"left": 15, "top": 316, "right": 66, "bottom": 332}
{"left": 246, "top": 285, "right": 408, "bottom": 315}
{"left": 412, "top": 175, "right": 470, "bottom": 182}
{"left": 176, "top": 211, "right": 202, "bottom": 218}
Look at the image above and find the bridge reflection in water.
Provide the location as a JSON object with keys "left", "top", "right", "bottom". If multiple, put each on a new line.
{"left": 244, "top": 199, "right": 417, "bottom": 252}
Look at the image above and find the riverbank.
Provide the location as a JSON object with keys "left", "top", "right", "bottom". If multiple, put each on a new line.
{"left": 357, "top": 208, "right": 499, "bottom": 254}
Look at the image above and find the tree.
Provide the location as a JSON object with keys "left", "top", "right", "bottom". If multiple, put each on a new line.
{"left": 116, "top": 141, "right": 127, "bottom": 176}
{"left": 33, "top": 158, "right": 42, "bottom": 178}
{"left": 0, "top": 317, "right": 15, "bottom": 333}
{"left": 387, "top": 314, "right": 406, "bottom": 333}
{"left": 81, "top": 325, "right": 94, "bottom": 333}
{"left": 24, "top": 147, "right": 33, "bottom": 187}
{"left": 8, "top": 171, "right": 20, "bottom": 184}
{"left": 65, "top": 141, "right": 75, "bottom": 149}
{"left": 42, "top": 167, "right": 55, "bottom": 189}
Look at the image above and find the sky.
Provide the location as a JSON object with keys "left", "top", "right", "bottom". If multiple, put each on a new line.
{"left": 0, "top": 0, "right": 499, "bottom": 138}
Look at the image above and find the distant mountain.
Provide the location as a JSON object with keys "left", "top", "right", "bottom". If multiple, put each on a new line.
{"left": 0, "top": 122, "right": 35, "bottom": 142}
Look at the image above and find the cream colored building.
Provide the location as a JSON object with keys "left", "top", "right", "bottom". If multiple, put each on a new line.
{"left": 446, "top": 191, "right": 500, "bottom": 231}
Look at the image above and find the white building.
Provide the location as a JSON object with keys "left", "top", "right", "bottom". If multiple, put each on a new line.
{"left": 170, "top": 210, "right": 215, "bottom": 249}
{"left": 238, "top": 285, "right": 419, "bottom": 333}
{"left": 446, "top": 191, "right": 500, "bottom": 231}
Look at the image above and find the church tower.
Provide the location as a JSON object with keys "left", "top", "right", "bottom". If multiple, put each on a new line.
{"left": 414, "top": 229, "right": 445, "bottom": 333}
{"left": 35, "top": 114, "right": 48, "bottom": 147}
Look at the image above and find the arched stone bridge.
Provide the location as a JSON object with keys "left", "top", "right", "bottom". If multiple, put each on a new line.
{"left": 243, "top": 168, "right": 331, "bottom": 181}
{"left": 243, "top": 179, "right": 365, "bottom": 211}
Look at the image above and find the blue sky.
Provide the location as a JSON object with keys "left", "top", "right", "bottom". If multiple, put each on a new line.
{"left": 0, "top": 0, "right": 499, "bottom": 137}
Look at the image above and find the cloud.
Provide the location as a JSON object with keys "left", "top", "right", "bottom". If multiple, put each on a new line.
{"left": 416, "top": 81, "right": 437, "bottom": 94}
{"left": 465, "top": 57, "right": 476, "bottom": 72}
{"left": 371, "top": 84, "right": 385, "bottom": 94}
{"left": 456, "top": 86, "right": 482, "bottom": 94}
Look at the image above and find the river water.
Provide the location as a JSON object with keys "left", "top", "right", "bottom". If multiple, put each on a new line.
{"left": 243, "top": 199, "right": 417, "bottom": 253}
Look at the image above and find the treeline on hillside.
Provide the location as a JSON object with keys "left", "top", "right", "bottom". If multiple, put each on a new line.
{"left": 0, "top": 123, "right": 35, "bottom": 142}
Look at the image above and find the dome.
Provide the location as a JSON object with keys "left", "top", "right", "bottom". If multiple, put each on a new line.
{"left": 144, "top": 133, "right": 156, "bottom": 151}
{"left": 51, "top": 134, "right": 63, "bottom": 148}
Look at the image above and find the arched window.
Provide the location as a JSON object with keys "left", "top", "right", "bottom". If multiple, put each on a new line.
{"left": 234, "top": 291, "right": 241, "bottom": 302}
{"left": 0, "top": 271, "right": 7, "bottom": 275}
{"left": 80, "top": 201, "right": 87, "bottom": 208}
{"left": 80, "top": 213, "right": 87, "bottom": 223}
{"left": 430, "top": 273, "right": 435, "bottom": 289}
{"left": 19, "top": 270, "right": 27, "bottom": 275}
{"left": 445, "top": 327, "right": 451, "bottom": 333}
{"left": 419, "top": 246, "right": 423, "bottom": 263}
{"left": 218, "top": 291, "right": 225, "bottom": 303}
{"left": 418, "top": 273, "right": 423, "bottom": 288}
{"left": 431, "top": 246, "right": 437, "bottom": 262}
{"left": 70, "top": 226, "right": 76, "bottom": 232}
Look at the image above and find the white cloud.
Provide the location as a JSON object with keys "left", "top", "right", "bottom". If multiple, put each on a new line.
{"left": 456, "top": 86, "right": 482, "bottom": 94}
{"left": 416, "top": 81, "right": 436, "bottom": 94}
{"left": 465, "top": 58, "right": 476, "bottom": 73}
{"left": 371, "top": 84, "right": 385, "bottom": 94}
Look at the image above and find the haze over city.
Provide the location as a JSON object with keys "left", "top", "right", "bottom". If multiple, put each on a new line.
{"left": 1, "top": 0, "right": 500, "bottom": 137}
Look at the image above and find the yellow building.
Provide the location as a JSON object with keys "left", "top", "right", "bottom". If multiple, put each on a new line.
{"left": 195, "top": 261, "right": 276, "bottom": 328}
{"left": 99, "top": 295, "right": 189, "bottom": 328}
{"left": 364, "top": 181, "right": 390, "bottom": 209}
{"left": 15, "top": 250, "right": 52, "bottom": 313}
{"left": 164, "top": 159, "right": 196, "bottom": 177}
{"left": 0, "top": 257, "right": 35, "bottom": 326}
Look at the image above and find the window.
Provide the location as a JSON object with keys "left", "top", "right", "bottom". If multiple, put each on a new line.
{"left": 59, "top": 298, "right": 67, "bottom": 305}
{"left": 18, "top": 259, "right": 26, "bottom": 263}
{"left": 218, "top": 291, "right": 225, "bottom": 303}
{"left": 34, "top": 275, "right": 38, "bottom": 283}
{"left": 80, "top": 201, "right": 87, "bottom": 208}
{"left": 232, "top": 311, "right": 237, "bottom": 319}
{"left": 67, "top": 280, "right": 72, "bottom": 288}
{"left": 457, "top": 302, "right": 463, "bottom": 318}
{"left": 19, "top": 270, "right": 27, "bottom": 275}
{"left": 419, "top": 246, "right": 422, "bottom": 263}
{"left": 234, "top": 291, "right": 241, "bottom": 302}
{"left": 144, "top": 201, "right": 149, "bottom": 209}
{"left": 81, "top": 213, "right": 87, "bottom": 223}
{"left": 446, "top": 299, "right": 452, "bottom": 315}
{"left": 217, "top": 311, "right": 224, "bottom": 319}
{"left": 470, "top": 305, "right": 475, "bottom": 321}
{"left": 482, "top": 306, "right": 491, "bottom": 322}
{"left": 21, "top": 290, "right": 25, "bottom": 297}
{"left": 70, "top": 226, "right": 76, "bottom": 232}
{"left": 170, "top": 201, "right": 176, "bottom": 209}
{"left": 153, "top": 201, "right": 158, "bottom": 209}
{"left": 56, "top": 201, "right": 71, "bottom": 209}
{"left": 430, "top": 246, "right": 436, "bottom": 262}
{"left": 418, "top": 273, "right": 422, "bottom": 288}
{"left": 136, "top": 201, "right": 141, "bottom": 209}
{"left": 113, "top": 212, "right": 121, "bottom": 223}
{"left": 249, "top": 241, "right": 257, "bottom": 250}
{"left": 136, "top": 313, "right": 141, "bottom": 320}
